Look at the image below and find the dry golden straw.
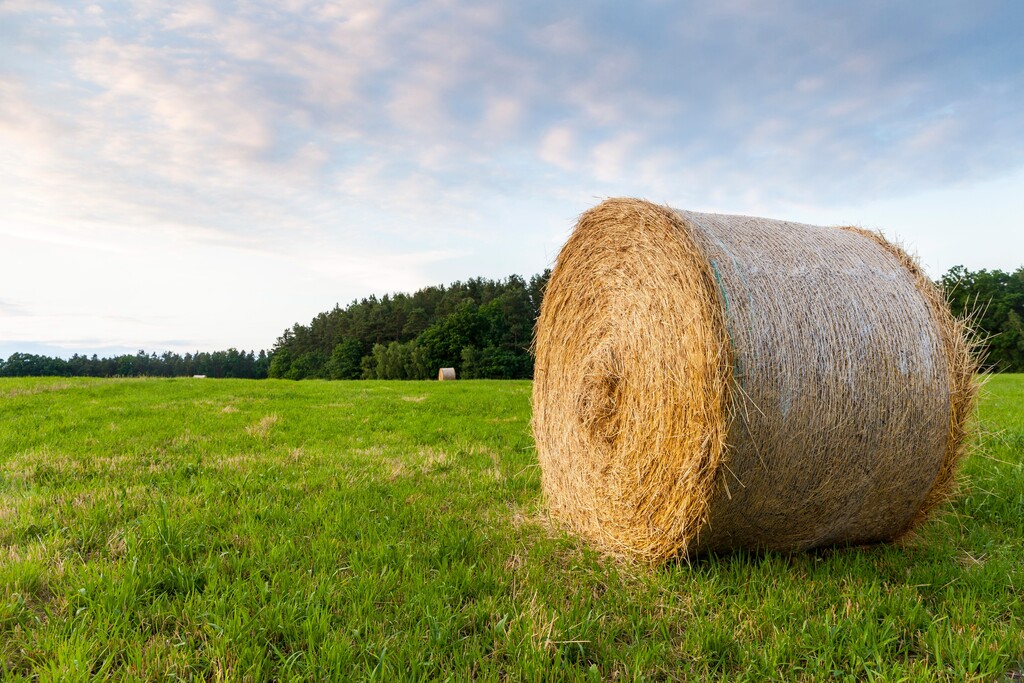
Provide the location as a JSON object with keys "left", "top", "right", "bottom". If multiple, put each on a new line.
{"left": 532, "top": 198, "right": 976, "bottom": 563}
{"left": 438, "top": 367, "right": 457, "bottom": 381}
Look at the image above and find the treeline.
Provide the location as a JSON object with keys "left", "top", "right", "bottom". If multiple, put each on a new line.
{"left": 0, "top": 349, "right": 270, "bottom": 379}
{"left": 1, "top": 265, "right": 1020, "bottom": 380}
{"left": 268, "top": 272, "right": 550, "bottom": 380}
{"left": 268, "top": 263, "right": 1024, "bottom": 380}
{"left": 941, "top": 265, "right": 1024, "bottom": 372}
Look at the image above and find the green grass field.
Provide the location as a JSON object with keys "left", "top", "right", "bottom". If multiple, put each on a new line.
{"left": 1, "top": 376, "right": 1022, "bottom": 681}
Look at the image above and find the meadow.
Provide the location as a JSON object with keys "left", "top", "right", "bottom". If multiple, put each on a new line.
{"left": 1, "top": 375, "right": 1022, "bottom": 681}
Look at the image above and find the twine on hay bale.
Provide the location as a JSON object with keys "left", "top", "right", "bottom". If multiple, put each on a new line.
{"left": 438, "top": 367, "right": 457, "bottom": 381}
{"left": 532, "top": 198, "right": 977, "bottom": 563}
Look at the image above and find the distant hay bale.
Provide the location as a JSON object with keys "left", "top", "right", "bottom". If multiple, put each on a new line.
{"left": 438, "top": 367, "right": 457, "bottom": 381}
{"left": 532, "top": 198, "right": 977, "bottom": 562}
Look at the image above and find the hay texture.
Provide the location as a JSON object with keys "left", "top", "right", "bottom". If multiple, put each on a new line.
{"left": 532, "top": 198, "right": 976, "bottom": 562}
{"left": 438, "top": 367, "right": 457, "bottom": 381}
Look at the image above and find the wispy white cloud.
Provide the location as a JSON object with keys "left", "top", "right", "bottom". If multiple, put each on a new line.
{"left": 0, "top": 299, "right": 30, "bottom": 317}
{"left": 539, "top": 126, "right": 576, "bottom": 170}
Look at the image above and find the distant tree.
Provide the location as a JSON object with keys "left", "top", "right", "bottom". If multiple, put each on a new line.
{"left": 270, "top": 270, "right": 552, "bottom": 380}
{"left": 268, "top": 348, "right": 292, "bottom": 379}
{"left": 940, "top": 265, "right": 1024, "bottom": 372}
{"left": 401, "top": 307, "right": 430, "bottom": 338}
{"left": 529, "top": 269, "right": 551, "bottom": 320}
{"left": 255, "top": 350, "right": 270, "bottom": 379}
{"left": 326, "top": 338, "right": 365, "bottom": 379}
{"left": 0, "top": 267, "right": 703, "bottom": 380}
{"left": 461, "top": 346, "right": 532, "bottom": 379}
{"left": 419, "top": 300, "right": 486, "bottom": 371}
{"left": 359, "top": 340, "right": 432, "bottom": 380}
{"left": 0, "top": 353, "right": 69, "bottom": 377}
{"left": 287, "top": 350, "right": 327, "bottom": 380}
{"left": 0, "top": 347, "right": 271, "bottom": 379}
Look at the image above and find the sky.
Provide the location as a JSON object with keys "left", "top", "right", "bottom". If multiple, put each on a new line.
{"left": 1, "top": 1, "right": 1022, "bottom": 358}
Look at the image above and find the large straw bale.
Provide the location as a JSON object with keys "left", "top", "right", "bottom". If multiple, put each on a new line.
{"left": 438, "top": 367, "right": 457, "bottom": 381}
{"left": 532, "top": 198, "right": 977, "bottom": 562}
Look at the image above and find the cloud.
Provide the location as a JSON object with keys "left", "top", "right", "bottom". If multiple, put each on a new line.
{"left": 71, "top": 37, "right": 275, "bottom": 166}
{"left": 1, "top": 1, "right": 1022, "bottom": 352}
{"left": 539, "top": 126, "right": 576, "bottom": 170}
{"left": 8, "top": 1, "right": 1022, "bottom": 217}
{"left": 0, "top": 299, "right": 29, "bottom": 317}
{"left": 161, "top": 2, "right": 217, "bottom": 30}
{"left": 591, "top": 133, "right": 643, "bottom": 183}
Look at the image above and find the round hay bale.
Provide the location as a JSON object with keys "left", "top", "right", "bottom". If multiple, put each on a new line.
{"left": 532, "top": 198, "right": 976, "bottom": 562}
{"left": 438, "top": 367, "right": 457, "bottom": 381}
